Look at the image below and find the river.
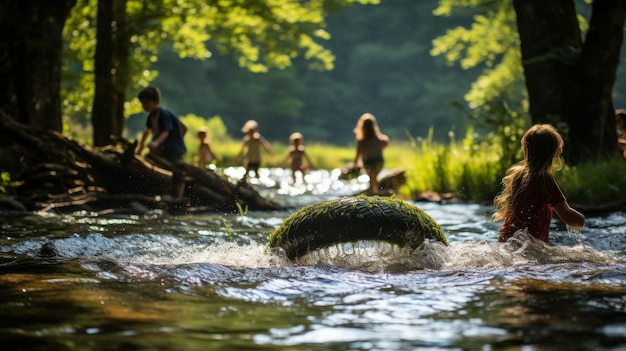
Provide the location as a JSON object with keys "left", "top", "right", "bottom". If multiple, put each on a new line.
{"left": 1, "top": 167, "right": 625, "bottom": 350}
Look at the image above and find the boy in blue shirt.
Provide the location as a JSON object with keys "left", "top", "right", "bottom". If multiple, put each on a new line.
{"left": 136, "top": 86, "right": 187, "bottom": 197}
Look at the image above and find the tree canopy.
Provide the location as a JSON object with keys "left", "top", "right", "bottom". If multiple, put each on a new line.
{"left": 1, "top": 0, "right": 625, "bottom": 212}
{"left": 131, "top": 1, "right": 482, "bottom": 145}
{"left": 1, "top": 0, "right": 625, "bottom": 161}
{"left": 62, "top": 0, "right": 379, "bottom": 146}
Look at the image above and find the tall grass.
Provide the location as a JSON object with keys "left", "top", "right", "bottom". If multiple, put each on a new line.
{"left": 51, "top": 117, "right": 626, "bottom": 207}
{"left": 557, "top": 157, "right": 626, "bottom": 206}
{"left": 399, "top": 127, "right": 504, "bottom": 202}
{"left": 398, "top": 127, "right": 626, "bottom": 206}
{"left": 159, "top": 126, "right": 626, "bottom": 207}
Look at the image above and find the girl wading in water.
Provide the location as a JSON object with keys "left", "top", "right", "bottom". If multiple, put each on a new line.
{"left": 493, "top": 124, "right": 585, "bottom": 243}
{"left": 353, "top": 113, "right": 389, "bottom": 195}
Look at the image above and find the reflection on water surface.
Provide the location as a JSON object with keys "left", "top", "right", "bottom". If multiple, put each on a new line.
{"left": 1, "top": 168, "right": 625, "bottom": 350}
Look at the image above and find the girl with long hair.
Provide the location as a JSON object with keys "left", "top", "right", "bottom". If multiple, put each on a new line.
{"left": 353, "top": 113, "right": 389, "bottom": 194}
{"left": 493, "top": 124, "right": 585, "bottom": 243}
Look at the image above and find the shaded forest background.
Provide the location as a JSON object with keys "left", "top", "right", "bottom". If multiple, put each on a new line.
{"left": 143, "top": 1, "right": 477, "bottom": 144}
{"left": 96, "top": 0, "right": 623, "bottom": 146}
{"left": 1, "top": 0, "right": 626, "bottom": 212}
{"left": 52, "top": 0, "right": 626, "bottom": 161}
{"left": 145, "top": 1, "right": 626, "bottom": 144}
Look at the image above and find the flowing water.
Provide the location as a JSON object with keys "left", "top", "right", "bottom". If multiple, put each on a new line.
{"left": 1, "top": 168, "right": 625, "bottom": 351}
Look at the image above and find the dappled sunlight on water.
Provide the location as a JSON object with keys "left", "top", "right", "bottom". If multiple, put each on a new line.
{"left": 1, "top": 166, "right": 626, "bottom": 350}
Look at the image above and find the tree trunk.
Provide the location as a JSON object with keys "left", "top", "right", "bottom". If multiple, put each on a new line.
{"left": 573, "top": 0, "right": 626, "bottom": 160}
{"left": 513, "top": 0, "right": 626, "bottom": 163}
{"left": 92, "top": 0, "right": 116, "bottom": 146}
{"left": 113, "top": 0, "right": 130, "bottom": 139}
{"left": 0, "top": 0, "right": 76, "bottom": 131}
{"left": 92, "top": 0, "right": 132, "bottom": 145}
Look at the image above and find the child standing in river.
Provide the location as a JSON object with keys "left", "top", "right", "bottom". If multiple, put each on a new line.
{"left": 492, "top": 124, "right": 585, "bottom": 243}
{"left": 234, "top": 120, "right": 274, "bottom": 179}
{"left": 353, "top": 113, "right": 389, "bottom": 194}
{"left": 196, "top": 126, "right": 220, "bottom": 169}
{"left": 282, "top": 132, "right": 315, "bottom": 183}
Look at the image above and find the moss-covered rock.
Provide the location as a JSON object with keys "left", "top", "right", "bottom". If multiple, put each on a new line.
{"left": 267, "top": 195, "right": 448, "bottom": 260}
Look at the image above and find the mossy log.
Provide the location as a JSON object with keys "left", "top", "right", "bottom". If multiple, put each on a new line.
{"left": 267, "top": 196, "right": 448, "bottom": 260}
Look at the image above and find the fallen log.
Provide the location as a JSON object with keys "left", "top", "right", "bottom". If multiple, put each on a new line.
{"left": 0, "top": 111, "right": 283, "bottom": 214}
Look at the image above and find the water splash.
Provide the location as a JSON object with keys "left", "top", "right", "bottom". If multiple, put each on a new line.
{"left": 13, "top": 227, "right": 620, "bottom": 276}
{"left": 2, "top": 167, "right": 624, "bottom": 277}
{"left": 567, "top": 224, "right": 584, "bottom": 245}
{"left": 269, "top": 235, "right": 620, "bottom": 273}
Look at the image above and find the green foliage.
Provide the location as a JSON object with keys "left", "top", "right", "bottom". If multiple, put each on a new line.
{"left": 111, "top": 132, "right": 626, "bottom": 208}
{"left": 62, "top": 120, "right": 93, "bottom": 144}
{"left": 429, "top": 0, "right": 536, "bottom": 173}
{"left": 475, "top": 100, "right": 528, "bottom": 168}
{"left": 221, "top": 217, "right": 234, "bottom": 237}
{"left": 147, "top": 0, "right": 481, "bottom": 144}
{"left": 432, "top": 1, "right": 517, "bottom": 69}
{"left": 401, "top": 126, "right": 505, "bottom": 202}
{"left": 398, "top": 124, "right": 626, "bottom": 206}
{"left": 431, "top": 0, "right": 527, "bottom": 130}
{"left": 235, "top": 200, "right": 249, "bottom": 216}
{"left": 557, "top": 157, "right": 626, "bottom": 206}
{"left": 62, "top": 0, "right": 379, "bottom": 129}
{"left": 62, "top": 0, "right": 157, "bottom": 122}
{"left": 0, "top": 171, "right": 10, "bottom": 195}
{"left": 179, "top": 114, "right": 228, "bottom": 164}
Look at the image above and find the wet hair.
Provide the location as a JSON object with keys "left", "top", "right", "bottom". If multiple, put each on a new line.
{"left": 493, "top": 124, "right": 564, "bottom": 222}
{"left": 138, "top": 86, "right": 161, "bottom": 103}
{"left": 354, "top": 113, "right": 382, "bottom": 141}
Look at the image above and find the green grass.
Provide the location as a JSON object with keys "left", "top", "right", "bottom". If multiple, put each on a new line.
{"left": 397, "top": 127, "right": 505, "bottom": 202}
{"left": 130, "top": 128, "right": 626, "bottom": 207}
{"left": 34, "top": 121, "right": 626, "bottom": 207}
{"left": 185, "top": 138, "right": 411, "bottom": 171}
{"left": 556, "top": 157, "right": 626, "bottom": 207}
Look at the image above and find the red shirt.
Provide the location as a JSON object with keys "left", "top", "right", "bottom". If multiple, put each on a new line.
{"left": 498, "top": 173, "right": 565, "bottom": 243}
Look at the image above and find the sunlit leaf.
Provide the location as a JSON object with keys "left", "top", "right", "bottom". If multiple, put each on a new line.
{"left": 62, "top": 0, "right": 378, "bottom": 125}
